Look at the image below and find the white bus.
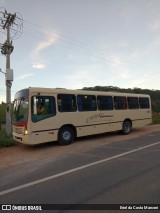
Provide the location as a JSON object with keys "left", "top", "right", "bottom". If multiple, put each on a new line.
{"left": 12, "top": 87, "right": 152, "bottom": 145}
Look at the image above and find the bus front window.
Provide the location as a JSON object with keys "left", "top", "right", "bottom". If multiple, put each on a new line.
{"left": 13, "top": 97, "right": 29, "bottom": 123}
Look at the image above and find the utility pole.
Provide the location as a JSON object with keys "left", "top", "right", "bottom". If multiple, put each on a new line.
{"left": 0, "top": 9, "right": 23, "bottom": 136}
{"left": 1, "top": 10, "right": 15, "bottom": 136}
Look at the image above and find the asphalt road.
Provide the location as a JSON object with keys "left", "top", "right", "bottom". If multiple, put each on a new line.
{"left": 0, "top": 129, "right": 160, "bottom": 212}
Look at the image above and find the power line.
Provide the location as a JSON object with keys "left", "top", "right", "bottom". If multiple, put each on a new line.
{"left": 21, "top": 18, "right": 153, "bottom": 72}
{"left": 0, "top": 14, "right": 156, "bottom": 74}
{"left": 22, "top": 22, "right": 122, "bottom": 64}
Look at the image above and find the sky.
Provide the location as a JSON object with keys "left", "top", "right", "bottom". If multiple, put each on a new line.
{"left": 0, "top": 0, "right": 160, "bottom": 102}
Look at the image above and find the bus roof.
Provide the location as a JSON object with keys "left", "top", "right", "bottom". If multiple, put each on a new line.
{"left": 16, "top": 87, "right": 150, "bottom": 98}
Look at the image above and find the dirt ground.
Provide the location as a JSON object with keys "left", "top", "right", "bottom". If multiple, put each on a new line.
{"left": 0, "top": 124, "right": 160, "bottom": 169}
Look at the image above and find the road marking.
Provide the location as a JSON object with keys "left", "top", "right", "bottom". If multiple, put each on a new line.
{"left": 0, "top": 141, "right": 160, "bottom": 196}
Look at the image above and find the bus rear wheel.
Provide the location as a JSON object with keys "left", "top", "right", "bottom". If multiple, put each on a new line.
{"left": 122, "top": 120, "right": 132, "bottom": 135}
{"left": 58, "top": 126, "right": 74, "bottom": 145}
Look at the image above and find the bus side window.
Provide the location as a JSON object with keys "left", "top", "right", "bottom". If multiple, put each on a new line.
{"left": 114, "top": 96, "right": 127, "bottom": 110}
{"left": 97, "top": 96, "right": 113, "bottom": 110}
{"left": 58, "top": 94, "right": 77, "bottom": 112}
{"left": 127, "top": 97, "right": 139, "bottom": 109}
{"left": 32, "top": 96, "right": 56, "bottom": 122}
{"left": 139, "top": 97, "right": 149, "bottom": 109}
{"left": 77, "top": 95, "right": 97, "bottom": 111}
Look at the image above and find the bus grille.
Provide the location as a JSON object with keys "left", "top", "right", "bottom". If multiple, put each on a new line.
{"left": 13, "top": 126, "right": 24, "bottom": 134}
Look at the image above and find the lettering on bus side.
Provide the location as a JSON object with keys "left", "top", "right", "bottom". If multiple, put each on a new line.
{"left": 86, "top": 113, "right": 113, "bottom": 123}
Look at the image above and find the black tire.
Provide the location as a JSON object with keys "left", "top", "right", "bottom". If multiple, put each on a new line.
{"left": 58, "top": 126, "right": 74, "bottom": 145}
{"left": 122, "top": 120, "right": 132, "bottom": 135}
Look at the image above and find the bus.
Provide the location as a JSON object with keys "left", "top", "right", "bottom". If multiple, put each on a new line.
{"left": 12, "top": 87, "right": 152, "bottom": 145}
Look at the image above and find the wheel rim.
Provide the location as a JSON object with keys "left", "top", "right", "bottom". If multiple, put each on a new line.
{"left": 124, "top": 123, "right": 130, "bottom": 133}
{"left": 62, "top": 131, "right": 71, "bottom": 141}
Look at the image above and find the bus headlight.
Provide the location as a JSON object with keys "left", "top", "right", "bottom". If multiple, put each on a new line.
{"left": 24, "top": 127, "right": 28, "bottom": 135}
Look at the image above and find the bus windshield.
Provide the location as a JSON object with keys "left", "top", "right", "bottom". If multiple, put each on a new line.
{"left": 13, "top": 97, "right": 29, "bottom": 123}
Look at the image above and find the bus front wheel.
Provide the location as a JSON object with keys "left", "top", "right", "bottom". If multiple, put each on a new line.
{"left": 58, "top": 126, "right": 74, "bottom": 145}
{"left": 122, "top": 120, "right": 132, "bottom": 135}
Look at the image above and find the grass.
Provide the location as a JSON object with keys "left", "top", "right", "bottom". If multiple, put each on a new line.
{"left": 0, "top": 130, "right": 15, "bottom": 147}
{"left": 152, "top": 112, "right": 160, "bottom": 124}
{"left": 0, "top": 103, "right": 6, "bottom": 124}
{"left": 0, "top": 103, "right": 15, "bottom": 147}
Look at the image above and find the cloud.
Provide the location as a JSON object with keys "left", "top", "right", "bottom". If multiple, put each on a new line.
{"left": 30, "top": 29, "right": 59, "bottom": 67}
{"left": 31, "top": 34, "right": 57, "bottom": 59}
{"left": 63, "top": 64, "right": 104, "bottom": 89}
{"left": 148, "top": 20, "right": 160, "bottom": 32}
{"left": 148, "top": 37, "right": 160, "bottom": 48}
{"left": 64, "top": 69, "right": 92, "bottom": 89}
{"left": 117, "top": 40, "right": 128, "bottom": 48}
{"left": 109, "top": 54, "right": 123, "bottom": 67}
{"left": 15, "top": 73, "right": 34, "bottom": 80}
{"left": 32, "top": 63, "right": 46, "bottom": 69}
{"left": 104, "top": 52, "right": 134, "bottom": 83}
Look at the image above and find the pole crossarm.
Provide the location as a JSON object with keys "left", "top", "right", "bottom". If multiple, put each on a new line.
{"left": 1, "top": 10, "right": 16, "bottom": 29}
{"left": 0, "top": 10, "right": 15, "bottom": 56}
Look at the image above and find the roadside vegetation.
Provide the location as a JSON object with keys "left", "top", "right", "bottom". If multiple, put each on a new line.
{"left": 152, "top": 112, "right": 160, "bottom": 124}
{"left": 0, "top": 130, "right": 15, "bottom": 147}
{"left": 0, "top": 103, "right": 15, "bottom": 147}
{"left": 0, "top": 86, "right": 160, "bottom": 147}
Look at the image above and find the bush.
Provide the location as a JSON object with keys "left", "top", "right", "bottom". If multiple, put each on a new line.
{"left": 0, "top": 104, "right": 6, "bottom": 124}
{"left": 152, "top": 112, "right": 160, "bottom": 124}
{"left": 0, "top": 130, "right": 15, "bottom": 147}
